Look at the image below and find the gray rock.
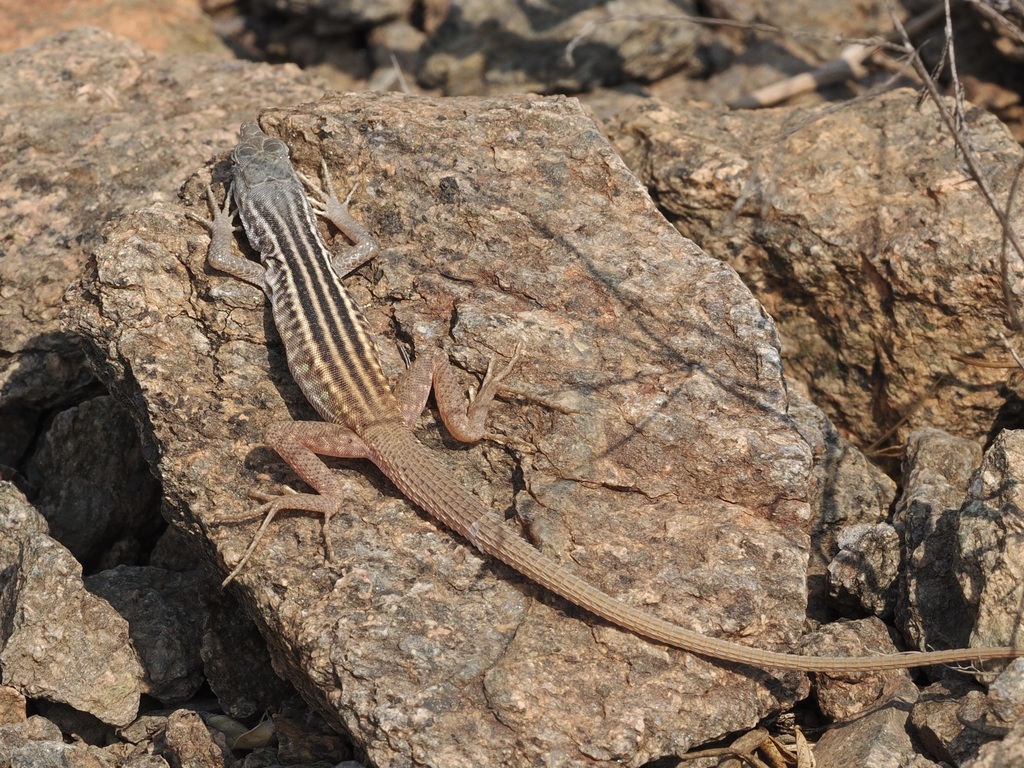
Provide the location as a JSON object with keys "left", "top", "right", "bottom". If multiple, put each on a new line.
{"left": 421, "top": 0, "right": 701, "bottom": 94}
{"left": 200, "top": 592, "right": 294, "bottom": 720}
{"left": 3, "top": 739, "right": 119, "bottom": 768}
{"left": 0, "top": 482, "right": 48, "bottom": 574}
{"left": 610, "top": 90, "right": 1024, "bottom": 446}
{"left": 963, "top": 720, "right": 1024, "bottom": 768}
{"left": 800, "top": 618, "right": 912, "bottom": 721}
{"left": 896, "top": 428, "right": 982, "bottom": 656}
{"left": 84, "top": 566, "right": 210, "bottom": 705}
{"left": 0, "top": 533, "right": 144, "bottom": 727}
{"left": 162, "top": 710, "right": 230, "bottom": 768}
{"left": 249, "top": 0, "right": 411, "bottom": 27}
{"left": 0, "top": 715, "right": 62, "bottom": 753}
{"left": 787, "top": 383, "right": 895, "bottom": 617}
{"left": 827, "top": 523, "right": 900, "bottom": 617}
{"left": 912, "top": 681, "right": 998, "bottom": 766}
{"left": 957, "top": 430, "right": 1024, "bottom": 658}
{"left": 813, "top": 673, "right": 934, "bottom": 768}
{"left": 0, "top": 685, "right": 26, "bottom": 726}
{"left": 988, "top": 659, "right": 1024, "bottom": 723}
{"left": 25, "top": 396, "right": 160, "bottom": 567}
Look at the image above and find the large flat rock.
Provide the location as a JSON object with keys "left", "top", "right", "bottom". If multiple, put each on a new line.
{"left": 65, "top": 92, "right": 813, "bottom": 767}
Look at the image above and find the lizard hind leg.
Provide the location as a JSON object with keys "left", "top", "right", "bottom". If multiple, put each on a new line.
{"left": 219, "top": 420, "right": 371, "bottom": 586}
{"left": 393, "top": 345, "right": 522, "bottom": 441}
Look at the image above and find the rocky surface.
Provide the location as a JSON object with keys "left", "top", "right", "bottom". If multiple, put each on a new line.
{"left": 0, "top": 28, "right": 356, "bottom": 768}
{"left": 419, "top": 0, "right": 702, "bottom": 95}
{"left": 611, "top": 90, "right": 1024, "bottom": 448}
{"left": 896, "top": 428, "right": 984, "bottom": 655}
{"left": 958, "top": 430, "right": 1024, "bottom": 655}
{"left": 65, "top": 90, "right": 817, "bottom": 768}
{"left": 965, "top": 720, "right": 1024, "bottom": 768}
{"left": 25, "top": 395, "right": 161, "bottom": 569}
{"left": 800, "top": 618, "right": 912, "bottom": 722}
{"left": 787, "top": 381, "right": 896, "bottom": 618}
{"left": 0, "top": 531, "right": 144, "bottom": 727}
{"left": 813, "top": 676, "right": 937, "bottom": 768}
{"left": 2, "top": 3, "right": 1024, "bottom": 767}
{"left": 0, "top": 26, "right": 324, "bottom": 467}
{"left": 826, "top": 523, "right": 900, "bottom": 617}
{"left": 912, "top": 681, "right": 996, "bottom": 766}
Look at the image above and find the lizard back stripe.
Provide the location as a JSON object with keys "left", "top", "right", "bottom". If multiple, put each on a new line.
{"left": 236, "top": 172, "right": 394, "bottom": 428}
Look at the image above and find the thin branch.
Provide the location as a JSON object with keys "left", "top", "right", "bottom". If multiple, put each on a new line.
{"left": 999, "top": 331, "right": 1024, "bottom": 372}
{"left": 1001, "top": 162, "right": 1024, "bottom": 330}
{"left": 729, "top": 2, "right": 947, "bottom": 108}
{"left": 964, "top": 0, "right": 1024, "bottom": 46}
{"left": 886, "top": 0, "right": 1024, "bottom": 333}
{"left": 563, "top": 13, "right": 920, "bottom": 69}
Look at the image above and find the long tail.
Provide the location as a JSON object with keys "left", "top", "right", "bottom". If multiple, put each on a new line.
{"left": 365, "top": 424, "right": 1021, "bottom": 673}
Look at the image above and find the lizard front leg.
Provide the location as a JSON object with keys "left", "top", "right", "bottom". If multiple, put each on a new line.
{"left": 189, "top": 184, "right": 267, "bottom": 290}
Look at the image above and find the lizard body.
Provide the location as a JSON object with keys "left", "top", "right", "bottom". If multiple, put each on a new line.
{"left": 196, "top": 122, "right": 1022, "bottom": 673}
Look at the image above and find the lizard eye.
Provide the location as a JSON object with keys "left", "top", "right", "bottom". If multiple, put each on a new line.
{"left": 233, "top": 145, "right": 255, "bottom": 163}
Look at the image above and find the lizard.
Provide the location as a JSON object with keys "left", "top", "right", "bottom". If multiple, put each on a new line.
{"left": 192, "top": 121, "right": 1023, "bottom": 673}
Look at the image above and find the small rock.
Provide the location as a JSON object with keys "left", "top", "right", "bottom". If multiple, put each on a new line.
{"left": 0, "top": 533, "right": 144, "bottom": 727}
{"left": 161, "top": 710, "right": 230, "bottom": 768}
{"left": 957, "top": 430, "right": 1024, "bottom": 658}
{"left": 912, "top": 680, "right": 992, "bottom": 765}
{"left": 813, "top": 675, "right": 931, "bottom": 768}
{"left": 827, "top": 523, "right": 900, "bottom": 617}
{"left": 84, "top": 566, "right": 211, "bottom": 705}
{"left": 896, "top": 428, "right": 981, "bottom": 656}
{"left": 800, "top": 618, "right": 912, "bottom": 721}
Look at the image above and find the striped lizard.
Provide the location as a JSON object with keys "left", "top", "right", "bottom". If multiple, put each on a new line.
{"left": 193, "top": 122, "right": 1022, "bottom": 673}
